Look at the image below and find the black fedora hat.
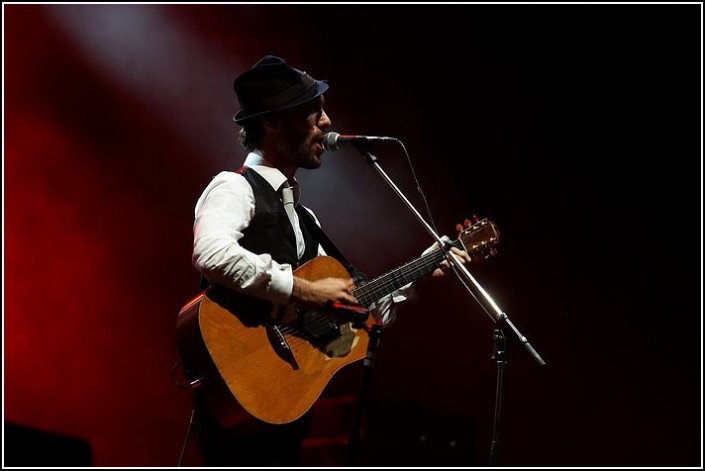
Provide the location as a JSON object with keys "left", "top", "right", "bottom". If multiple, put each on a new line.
{"left": 233, "top": 55, "right": 329, "bottom": 124}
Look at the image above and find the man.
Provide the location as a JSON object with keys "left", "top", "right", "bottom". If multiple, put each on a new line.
{"left": 189, "top": 55, "right": 470, "bottom": 466}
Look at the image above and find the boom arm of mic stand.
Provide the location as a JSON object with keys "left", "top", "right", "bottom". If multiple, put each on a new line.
{"left": 360, "top": 149, "right": 545, "bottom": 367}
{"left": 446, "top": 252, "right": 546, "bottom": 367}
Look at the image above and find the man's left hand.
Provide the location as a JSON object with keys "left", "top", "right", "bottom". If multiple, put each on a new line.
{"left": 432, "top": 246, "right": 471, "bottom": 277}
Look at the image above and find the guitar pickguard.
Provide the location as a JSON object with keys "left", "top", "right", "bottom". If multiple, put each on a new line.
{"left": 296, "top": 307, "right": 358, "bottom": 358}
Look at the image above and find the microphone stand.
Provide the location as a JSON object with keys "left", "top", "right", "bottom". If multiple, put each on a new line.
{"left": 358, "top": 147, "right": 546, "bottom": 467}
{"left": 344, "top": 322, "right": 382, "bottom": 466}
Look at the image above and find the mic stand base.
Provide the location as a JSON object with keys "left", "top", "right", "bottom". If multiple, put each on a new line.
{"left": 489, "top": 321, "right": 507, "bottom": 466}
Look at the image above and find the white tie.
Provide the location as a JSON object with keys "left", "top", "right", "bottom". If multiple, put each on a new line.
{"left": 281, "top": 182, "right": 305, "bottom": 260}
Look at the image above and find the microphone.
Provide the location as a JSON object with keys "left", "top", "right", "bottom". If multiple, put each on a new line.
{"left": 322, "top": 132, "right": 398, "bottom": 151}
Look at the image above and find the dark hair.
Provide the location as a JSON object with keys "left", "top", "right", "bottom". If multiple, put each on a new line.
{"left": 238, "top": 118, "right": 265, "bottom": 151}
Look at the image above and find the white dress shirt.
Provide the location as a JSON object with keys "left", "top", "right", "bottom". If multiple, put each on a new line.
{"left": 192, "top": 152, "right": 411, "bottom": 326}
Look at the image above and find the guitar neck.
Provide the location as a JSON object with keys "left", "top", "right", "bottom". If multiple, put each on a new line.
{"left": 353, "top": 239, "right": 462, "bottom": 307}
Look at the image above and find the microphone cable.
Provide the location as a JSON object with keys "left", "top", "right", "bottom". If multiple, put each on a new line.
{"left": 393, "top": 139, "right": 440, "bottom": 237}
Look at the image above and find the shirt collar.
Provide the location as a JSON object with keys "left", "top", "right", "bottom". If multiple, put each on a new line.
{"left": 243, "top": 152, "right": 301, "bottom": 203}
{"left": 243, "top": 152, "right": 297, "bottom": 190}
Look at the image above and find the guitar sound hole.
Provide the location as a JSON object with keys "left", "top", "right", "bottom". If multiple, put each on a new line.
{"left": 294, "top": 308, "right": 357, "bottom": 358}
{"left": 298, "top": 309, "right": 341, "bottom": 347}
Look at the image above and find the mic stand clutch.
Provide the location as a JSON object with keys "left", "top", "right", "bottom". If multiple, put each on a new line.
{"left": 357, "top": 148, "right": 546, "bottom": 466}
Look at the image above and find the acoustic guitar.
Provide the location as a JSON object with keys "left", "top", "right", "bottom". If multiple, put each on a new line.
{"left": 176, "top": 218, "right": 499, "bottom": 425}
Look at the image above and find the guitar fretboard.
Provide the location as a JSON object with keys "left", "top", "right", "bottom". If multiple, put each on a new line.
{"left": 352, "top": 239, "right": 463, "bottom": 307}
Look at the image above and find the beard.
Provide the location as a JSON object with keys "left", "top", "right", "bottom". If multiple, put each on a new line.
{"left": 296, "top": 147, "right": 322, "bottom": 169}
{"left": 279, "top": 134, "right": 322, "bottom": 170}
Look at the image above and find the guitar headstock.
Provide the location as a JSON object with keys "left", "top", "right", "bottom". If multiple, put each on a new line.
{"left": 454, "top": 216, "right": 500, "bottom": 261}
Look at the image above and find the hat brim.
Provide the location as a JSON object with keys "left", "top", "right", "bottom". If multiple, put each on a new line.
{"left": 233, "top": 80, "right": 329, "bottom": 124}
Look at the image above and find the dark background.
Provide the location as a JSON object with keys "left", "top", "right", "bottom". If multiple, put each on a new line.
{"left": 4, "top": 4, "right": 701, "bottom": 467}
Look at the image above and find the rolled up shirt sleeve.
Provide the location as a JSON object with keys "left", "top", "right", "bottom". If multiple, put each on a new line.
{"left": 366, "top": 236, "right": 451, "bottom": 327}
{"left": 368, "top": 283, "right": 415, "bottom": 327}
{"left": 192, "top": 171, "right": 293, "bottom": 305}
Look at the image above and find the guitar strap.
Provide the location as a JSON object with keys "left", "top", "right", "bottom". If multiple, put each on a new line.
{"left": 297, "top": 207, "right": 368, "bottom": 285}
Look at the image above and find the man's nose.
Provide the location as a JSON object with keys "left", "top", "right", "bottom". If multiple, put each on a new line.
{"left": 319, "top": 110, "right": 332, "bottom": 130}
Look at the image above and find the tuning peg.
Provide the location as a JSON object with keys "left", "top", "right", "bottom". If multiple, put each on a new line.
{"left": 455, "top": 223, "right": 463, "bottom": 232}
{"left": 473, "top": 215, "right": 481, "bottom": 223}
{"left": 464, "top": 219, "right": 472, "bottom": 227}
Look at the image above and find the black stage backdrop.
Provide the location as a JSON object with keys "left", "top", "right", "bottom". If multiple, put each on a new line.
{"left": 4, "top": 3, "right": 701, "bottom": 467}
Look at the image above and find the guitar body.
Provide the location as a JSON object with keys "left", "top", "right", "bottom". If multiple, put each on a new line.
{"left": 176, "top": 256, "right": 373, "bottom": 426}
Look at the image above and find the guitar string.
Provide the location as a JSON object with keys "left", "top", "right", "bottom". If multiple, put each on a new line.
{"left": 288, "top": 250, "right": 442, "bottom": 333}
{"left": 272, "top": 250, "right": 450, "bottom": 350}
{"left": 351, "top": 226, "right": 493, "bottom": 302}
{"left": 275, "top": 241, "right": 462, "bottom": 341}
{"left": 356, "top": 224, "right": 498, "bottom": 301}
{"left": 352, "top": 243, "right": 457, "bottom": 303}
{"left": 269, "top": 225, "right": 496, "bottom": 350}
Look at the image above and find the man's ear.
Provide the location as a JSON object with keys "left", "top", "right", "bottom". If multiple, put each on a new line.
{"left": 262, "top": 113, "right": 282, "bottom": 133}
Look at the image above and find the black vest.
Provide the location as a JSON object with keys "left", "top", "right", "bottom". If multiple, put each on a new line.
{"left": 237, "top": 167, "right": 320, "bottom": 268}
{"left": 198, "top": 167, "right": 363, "bottom": 295}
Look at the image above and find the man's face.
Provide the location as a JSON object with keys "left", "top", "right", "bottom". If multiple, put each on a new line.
{"left": 276, "top": 96, "right": 331, "bottom": 169}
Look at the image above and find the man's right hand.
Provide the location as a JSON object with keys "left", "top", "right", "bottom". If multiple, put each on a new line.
{"left": 291, "top": 276, "right": 357, "bottom": 307}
